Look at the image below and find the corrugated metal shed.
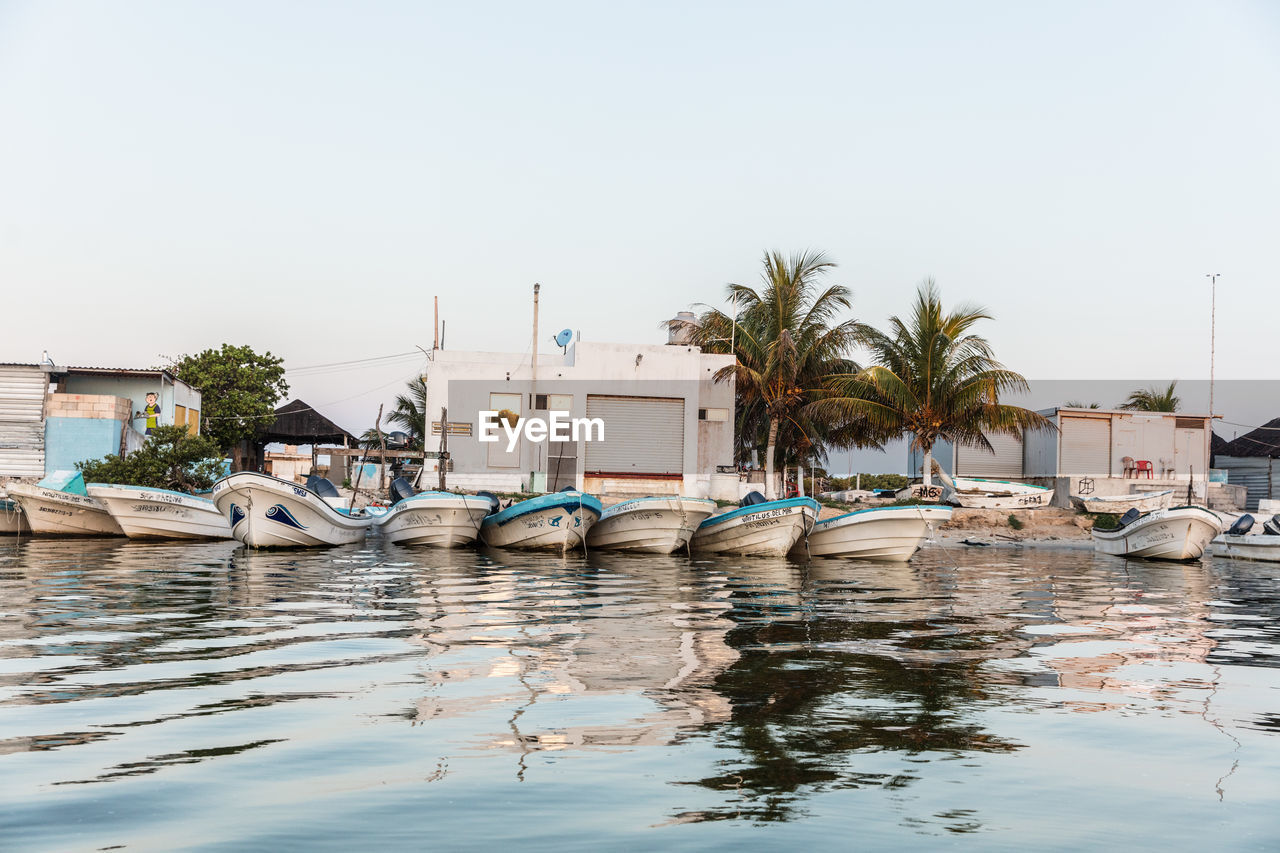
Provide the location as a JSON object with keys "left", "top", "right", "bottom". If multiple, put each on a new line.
{"left": 0, "top": 365, "right": 48, "bottom": 479}
{"left": 1216, "top": 456, "right": 1279, "bottom": 511}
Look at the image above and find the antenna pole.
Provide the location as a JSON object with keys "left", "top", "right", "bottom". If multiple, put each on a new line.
{"left": 433, "top": 296, "right": 439, "bottom": 351}
{"left": 1206, "top": 273, "right": 1219, "bottom": 419}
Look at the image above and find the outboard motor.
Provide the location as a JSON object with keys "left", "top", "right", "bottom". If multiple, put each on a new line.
{"left": 306, "top": 475, "right": 340, "bottom": 498}
{"left": 476, "top": 490, "right": 501, "bottom": 516}
{"left": 1265, "top": 515, "right": 1280, "bottom": 537}
{"left": 1227, "top": 514, "right": 1255, "bottom": 536}
{"left": 389, "top": 477, "right": 416, "bottom": 507}
{"left": 740, "top": 491, "right": 768, "bottom": 507}
{"left": 1115, "top": 508, "right": 1141, "bottom": 529}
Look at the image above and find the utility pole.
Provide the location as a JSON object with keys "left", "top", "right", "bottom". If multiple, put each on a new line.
{"left": 438, "top": 405, "right": 448, "bottom": 491}
{"left": 1206, "top": 273, "right": 1219, "bottom": 418}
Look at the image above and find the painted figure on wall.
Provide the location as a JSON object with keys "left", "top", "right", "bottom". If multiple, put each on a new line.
{"left": 139, "top": 392, "right": 161, "bottom": 435}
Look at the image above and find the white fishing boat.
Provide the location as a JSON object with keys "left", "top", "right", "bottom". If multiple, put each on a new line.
{"left": 0, "top": 497, "right": 28, "bottom": 534}
{"left": 211, "top": 472, "right": 373, "bottom": 549}
{"left": 1211, "top": 514, "right": 1280, "bottom": 562}
{"left": 1091, "top": 505, "right": 1221, "bottom": 561}
{"left": 585, "top": 495, "right": 717, "bottom": 554}
{"left": 1070, "top": 489, "right": 1173, "bottom": 515}
{"left": 690, "top": 494, "right": 819, "bottom": 557}
{"left": 948, "top": 477, "right": 1053, "bottom": 509}
{"left": 479, "top": 490, "right": 603, "bottom": 552}
{"left": 798, "top": 504, "right": 954, "bottom": 561}
{"left": 87, "top": 484, "right": 232, "bottom": 540}
{"left": 373, "top": 478, "right": 494, "bottom": 547}
{"left": 5, "top": 472, "right": 123, "bottom": 537}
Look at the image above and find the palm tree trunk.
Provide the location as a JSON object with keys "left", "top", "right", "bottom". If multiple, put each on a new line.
{"left": 922, "top": 444, "right": 933, "bottom": 487}
{"left": 765, "top": 416, "right": 780, "bottom": 500}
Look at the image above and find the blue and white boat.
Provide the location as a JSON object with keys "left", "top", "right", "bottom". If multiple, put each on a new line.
{"left": 479, "top": 490, "right": 603, "bottom": 553}
{"left": 5, "top": 471, "right": 123, "bottom": 537}
{"left": 0, "top": 495, "right": 28, "bottom": 535}
{"left": 798, "top": 504, "right": 952, "bottom": 561}
{"left": 211, "top": 472, "right": 372, "bottom": 549}
{"left": 88, "top": 483, "right": 232, "bottom": 540}
{"left": 586, "top": 495, "right": 717, "bottom": 554}
{"left": 373, "top": 478, "right": 494, "bottom": 547}
{"left": 690, "top": 493, "right": 820, "bottom": 557}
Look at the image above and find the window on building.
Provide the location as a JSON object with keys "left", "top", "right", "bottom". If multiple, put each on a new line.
{"left": 174, "top": 405, "right": 186, "bottom": 430}
{"left": 699, "top": 408, "right": 729, "bottom": 422}
{"left": 187, "top": 408, "right": 200, "bottom": 436}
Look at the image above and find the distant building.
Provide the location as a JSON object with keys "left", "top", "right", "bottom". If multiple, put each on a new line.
{"left": 420, "top": 339, "right": 737, "bottom": 497}
{"left": 1214, "top": 417, "right": 1280, "bottom": 511}
{"left": 910, "top": 407, "right": 1237, "bottom": 507}
{"left": 0, "top": 361, "right": 201, "bottom": 483}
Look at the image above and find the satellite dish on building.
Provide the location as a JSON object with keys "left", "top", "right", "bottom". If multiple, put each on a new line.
{"left": 555, "top": 328, "right": 573, "bottom": 351}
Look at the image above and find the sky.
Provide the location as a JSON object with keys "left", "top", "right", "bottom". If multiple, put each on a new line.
{"left": 2, "top": 1, "right": 1277, "bottom": 464}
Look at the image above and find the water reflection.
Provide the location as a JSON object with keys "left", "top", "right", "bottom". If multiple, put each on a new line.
{"left": 1, "top": 536, "right": 1278, "bottom": 848}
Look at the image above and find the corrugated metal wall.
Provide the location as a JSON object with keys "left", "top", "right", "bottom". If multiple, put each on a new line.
{"left": 1218, "top": 456, "right": 1279, "bottom": 511}
{"left": 584, "top": 395, "right": 684, "bottom": 476}
{"left": 1060, "top": 416, "right": 1111, "bottom": 475}
{"left": 956, "top": 432, "right": 1024, "bottom": 478}
{"left": 0, "top": 366, "right": 47, "bottom": 479}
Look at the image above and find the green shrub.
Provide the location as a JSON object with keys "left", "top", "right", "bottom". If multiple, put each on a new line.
{"left": 1088, "top": 512, "right": 1121, "bottom": 530}
{"left": 76, "top": 426, "right": 226, "bottom": 492}
{"left": 1008, "top": 514, "right": 1025, "bottom": 530}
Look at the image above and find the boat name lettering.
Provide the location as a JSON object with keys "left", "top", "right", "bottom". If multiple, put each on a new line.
{"left": 292, "top": 487, "right": 308, "bottom": 498}
{"left": 38, "top": 507, "right": 72, "bottom": 516}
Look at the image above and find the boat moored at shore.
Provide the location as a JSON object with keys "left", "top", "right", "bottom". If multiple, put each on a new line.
{"left": 1091, "top": 505, "right": 1221, "bottom": 561}
{"left": 87, "top": 484, "right": 232, "bottom": 540}
{"left": 1070, "top": 489, "right": 1173, "bottom": 515}
{"left": 211, "top": 472, "right": 373, "bottom": 548}
{"left": 6, "top": 473, "right": 123, "bottom": 537}
{"left": 799, "top": 504, "right": 953, "bottom": 561}
{"left": 586, "top": 495, "right": 717, "bottom": 554}
{"left": 0, "top": 498, "right": 28, "bottom": 534}
{"left": 1211, "top": 514, "right": 1280, "bottom": 562}
{"left": 946, "top": 476, "right": 1054, "bottom": 509}
{"left": 690, "top": 493, "right": 819, "bottom": 557}
{"left": 374, "top": 478, "right": 495, "bottom": 547}
{"left": 479, "top": 491, "right": 603, "bottom": 552}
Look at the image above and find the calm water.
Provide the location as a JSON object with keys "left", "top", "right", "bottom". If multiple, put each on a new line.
{"left": 2, "top": 537, "right": 1278, "bottom": 851}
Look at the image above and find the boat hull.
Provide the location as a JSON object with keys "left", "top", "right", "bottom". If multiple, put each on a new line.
{"left": 0, "top": 499, "right": 28, "bottom": 534}
{"left": 480, "top": 493, "right": 603, "bottom": 553}
{"left": 946, "top": 476, "right": 1054, "bottom": 509}
{"left": 211, "top": 472, "right": 372, "bottom": 549}
{"left": 374, "top": 493, "right": 492, "bottom": 547}
{"left": 586, "top": 497, "right": 716, "bottom": 554}
{"left": 88, "top": 485, "right": 232, "bottom": 540}
{"left": 1071, "top": 490, "right": 1173, "bottom": 515}
{"left": 1211, "top": 534, "right": 1280, "bottom": 563}
{"left": 801, "top": 505, "right": 954, "bottom": 561}
{"left": 1091, "top": 506, "right": 1221, "bottom": 561}
{"left": 691, "top": 497, "right": 819, "bottom": 557}
{"left": 5, "top": 482, "right": 123, "bottom": 536}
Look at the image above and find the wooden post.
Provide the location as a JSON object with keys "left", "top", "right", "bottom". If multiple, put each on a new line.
{"left": 439, "top": 406, "right": 448, "bottom": 492}
{"left": 374, "top": 404, "right": 387, "bottom": 492}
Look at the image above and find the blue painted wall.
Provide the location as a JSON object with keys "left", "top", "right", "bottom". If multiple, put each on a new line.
{"left": 45, "top": 417, "right": 123, "bottom": 474}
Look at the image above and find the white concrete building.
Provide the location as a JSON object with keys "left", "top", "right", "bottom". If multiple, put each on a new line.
{"left": 420, "top": 339, "right": 737, "bottom": 498}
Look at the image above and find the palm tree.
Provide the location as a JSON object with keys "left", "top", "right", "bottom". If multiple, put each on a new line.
{"left": 669, "top": 250, "right": 869, "bottom": 498}
{"left": 809, "top": 280, "right": 1049, "bottom": 487}
{"left": 1120, "top": 381, "right": 1179, "bottom": 412}
{"left": 386, "top": 376, "right": 429, "bottom": 449}
{"left": 1065, "top": 401, "right": 1101, "bottom": 409}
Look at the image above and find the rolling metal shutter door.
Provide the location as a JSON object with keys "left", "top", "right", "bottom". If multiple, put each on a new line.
{"left": 1060, "top": 416, "right": 1111, "bottom": 475}
{"left": 0, "top": 366, "right": 47, "bottom": 479}
{"left": 957, "top": 432, "right": 1023, "bottom": 478}
{"left": 584, "top": 395, "right": 684, "bottom": 475}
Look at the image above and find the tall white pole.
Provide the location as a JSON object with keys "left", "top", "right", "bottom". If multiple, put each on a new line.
{"left": 1206, "top": 273, "right": 1219, "bottom": 418}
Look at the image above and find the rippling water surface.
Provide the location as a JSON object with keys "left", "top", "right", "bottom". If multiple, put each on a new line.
{"left": 2, "top": 537, "right": 1279, "bottom": 850}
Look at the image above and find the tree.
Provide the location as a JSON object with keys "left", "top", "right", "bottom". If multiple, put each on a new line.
{"left": 811, "top": 280, "right": 1049, "bottom": 487}
{"left": 1064, "top": 400, "right": 1101, "bottom": 409}
{"left": 77, "top": 426, "right": 226, "bottom": 492}
{"left": 386, "top": 376, "right": 429, "bottom": 449}
{"left": 167, "top": 344, "right": 289, "bottom": 465}
{"left": 669, "top": 250, "right": 870, "bottom": 499}
{"left": 1120, "top": 381, "right": 1180, "bottom": 412}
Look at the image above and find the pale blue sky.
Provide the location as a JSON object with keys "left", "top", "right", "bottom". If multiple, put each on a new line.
{"left": 2, "top": 1, "right": 1277, "bottom": 444}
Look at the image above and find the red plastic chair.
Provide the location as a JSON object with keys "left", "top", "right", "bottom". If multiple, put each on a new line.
{"left": 1134, "top": 460, "right": 1154, "bottom": 479}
